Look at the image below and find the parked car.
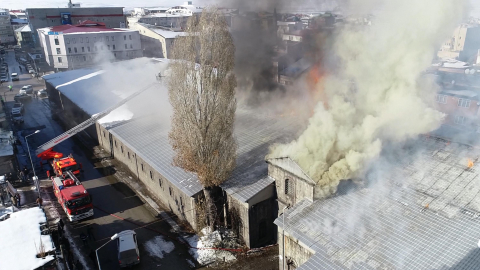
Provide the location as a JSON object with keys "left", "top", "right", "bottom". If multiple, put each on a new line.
{"left": 28, "top": 69, "right": 35, "bottom": 74}
{"left": 116, "top": 230, "right": 140, "bottom": 268}
{"left": 0, "top": 75, "right": 7, "bottom": 82}
{"left": 37, "top": 89, "right": 48, "bottom": 98}
{"left": 14, "top": 93, "right": 32, "bottom": 103}
{"left": 11, "top": 111, "right": 23, "bottom": 123}
{"left": 12, "top": 102, "right": 24, "bottom": 113}
{"left": 11, "top": 73, "right": 19, "bottom": 81}
{"left": 19, "top": 85, "right": 33, "bottom": 95}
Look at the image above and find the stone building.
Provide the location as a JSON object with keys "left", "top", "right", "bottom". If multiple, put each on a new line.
{"left": 42, "top": 57, "right": 299, "bottom": 248}
{"left": 37, "top": 21, "right": 142, "bottom": 70}
{"left": 14, "top": 24, "right": 34, "bottom": 47}
{"left": 438, "top": 24, "right": 480, "bottom": 62}
{"left": 272, "top": 138, "right": 480, "bottom": 269}
{"left": 0, "top": 9, "right": 15, "bottom": 45}
{"left": 26, "top": 7, "right": 126, "bottom": 46}
{"left": 128, "top": 22, "right": 185, "bottom": 58}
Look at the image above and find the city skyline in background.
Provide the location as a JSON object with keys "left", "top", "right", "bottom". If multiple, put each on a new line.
{"left": 1, "top": 0, "right": 479, "bottom": 17}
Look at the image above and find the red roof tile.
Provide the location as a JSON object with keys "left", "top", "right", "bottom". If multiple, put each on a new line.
{"left": 50, "top": 20, "right": 122, "bottom": 33}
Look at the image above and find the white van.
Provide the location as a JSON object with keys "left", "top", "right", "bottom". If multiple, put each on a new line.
{"left": 11, "top": 73, "right": 19, "bottom": 81}
{"left": 116, "top": 230, "right": 140, "bottom": 268}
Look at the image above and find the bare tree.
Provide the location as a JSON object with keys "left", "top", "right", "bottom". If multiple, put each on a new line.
{"left": 168, "top": 8, "right": 237, "bottom": 231}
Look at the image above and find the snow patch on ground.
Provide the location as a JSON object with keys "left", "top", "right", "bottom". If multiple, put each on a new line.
{"left": 0, "top": 207, "right": 55, "bottom": 270}
{"left": 144, "top": 236, "right": 175, "bottom": 259}
{"left": 185, "top": 228, "right": 237, "bottom": 265}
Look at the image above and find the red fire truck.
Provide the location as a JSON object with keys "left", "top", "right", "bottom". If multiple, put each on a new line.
{"left": 47, "top": 154, "right": 82, "bottom": 178}
{"left": 52, "top": 171, "right": 93, "bottom": 221}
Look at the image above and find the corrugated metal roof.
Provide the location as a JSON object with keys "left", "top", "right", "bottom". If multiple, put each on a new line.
{"left": 275, "top": 138, "right": 480, "bottom": 270}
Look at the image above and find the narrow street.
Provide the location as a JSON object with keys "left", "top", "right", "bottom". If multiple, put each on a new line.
{"left": 1, "top": 49, "right": 196, "bottom": 269}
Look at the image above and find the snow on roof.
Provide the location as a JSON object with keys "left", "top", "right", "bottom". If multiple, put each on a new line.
{"left": 17, "top": 24, "right": 31, "bottom": 32}
{"left": 150, "top": 28, "right": 186, "bottom": 39}
{"left": 441, "top": 89, "right": 480, "bottom": 99}
{"left": 0, "top": 207, "right": 55, "bottom": 269}
{"left": 276, "top": 137, "right": 480, "bottom": 270}
{"left": 43, "top": 58, "right": 165, "bottom": 117}
{"left": 442, "top": 60, "right": 469, "bottom": 69}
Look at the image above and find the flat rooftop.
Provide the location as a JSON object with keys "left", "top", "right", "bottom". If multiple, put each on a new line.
{"left": 276, "top": 137, "right": 480, "bottom": 269}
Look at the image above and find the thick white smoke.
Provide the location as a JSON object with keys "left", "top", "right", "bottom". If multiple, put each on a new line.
{"left": 269, "top": 0, "right": 467, "bottom": 199}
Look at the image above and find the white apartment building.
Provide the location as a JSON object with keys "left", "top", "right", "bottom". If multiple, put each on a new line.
{"left": 37, "top": 21, "right": 142, "bottom": 70}
{"left": 0, "top": 9, "right": 15, "bottom": 44}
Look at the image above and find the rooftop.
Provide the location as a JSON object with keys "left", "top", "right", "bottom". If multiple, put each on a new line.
{"left": 0, "top": 207, "right": 55, "bottom": 269}
{"left": 43, "top": 58, "right": 300, "bottom": 201}
{"left": 14, "top": 24, "right": 31, "bottom": 32}
{"left": 275, "top": 137, "right": 480, "bottom": 269}
{"left": 46, "top": 20, "right": 123, "bottom": 34}
{"left": 138, "top": 23, "right": 186, "bottom": 39}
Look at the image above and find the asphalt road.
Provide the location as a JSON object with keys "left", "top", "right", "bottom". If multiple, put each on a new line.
{"left": 0, "top": 50, "right": 195, "bottom": 269}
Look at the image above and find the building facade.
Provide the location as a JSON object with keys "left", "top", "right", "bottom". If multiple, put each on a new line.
{"left": 438, "top": 24, "right": 480, "bottom": 62}
{"left": 14, "top": 25, "right": 34, "bottom": 47}
{"left": 26, "top": 7, "right": 125, "bottom": 46}
{"left": 0, "top": 9, "right": 15, "bottom": 44}
{"left": 436, "top": 89, "right": 480, "bottom": 130}
{"left": 37, "top": 21, "right": 142, "bottom": 70}
{"left": 128, "top": 22, "right": 185, "bottom": 58}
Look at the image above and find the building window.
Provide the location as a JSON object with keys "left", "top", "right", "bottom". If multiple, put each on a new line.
{"left": 114, "top": 140, "right": 117, "bottom": 148}
{"left": 106, "top": 36, "right": 109, "bottom": 42}
{"left": 68, "top": 47, "right": 71, "bottom": 53}
{"left": 86, "top": 37, "right": 89, "bottom": 43}
{"left": 436, "top": 94, "right": 447, "bottom": 104}
{"left": 58, "top": 57, "right": 62, "bottom": 63}
{"left": 74, "top": 47, "right": 77, "bottom": 53}
{"left": 129, "top": 34, "right": 132, "bottom": 40}
{"left": 54, "top": 38, "right": 59, "bottom": 45}
{"left": 66, "top": 38, "right": 70, "bottom": 44}
{"left": 107, "top": 45, "right": 110, "bottom": 50}
{"left": 455, "top": 115, "right": 466, "bottom": 125}
{"left": 83, "top": 55, "right": 86, "bottom": 61}
{"left": 103, "top": 131, "right": 105, "bottom": 138}
{"left": 56, "top": 48, "right": 61, "bottom": 54}
{"left": 285, "top": 179, "right": 290, "bottom": 195}
{"left": 169, "top": 187, "right": 173, "bottom": 196}
{"left": 87, "top": 46, "right": 90, "bottom": 52}
{"left": 130, "top": 44, "right": 133, "bottom": 49}
{"left": 458, "top": 98, "right": 470, "bottom": 108}
{"left": 180, "top": 196, "right": 183, "bottom": 206}
{"left": 159, "top": 178, "right": 162, "bottom": 187}
{"left": 150, "top": 171, "right": 153, "bottom": 179}
{"left": 72, "top": 38, "right": 76, "bottom": 44}
{"left": 81, "top": 47, "right": 85, "bottom": 52}
{"left": 141, "top": 164, "right": 144, "bottom": 171}
{"left": 121, "top": 146, "right": 123, "bottom": 153}
{"left": 112, "top": 36, "right": 115, "bottom": 41}
{"left": 114, "top": 53, "right": 117, "bottom": 57}
{"left": 124, "top": 35, "right": 126, "bottom": 40}
{"left": 99, "top": 37, "right": 103, "bottom": 42}
{"left": 125, "top": 44, "right": 127, "bottom": 49}
{"left": 113, "top": 44, "right": 116, "bottom": 50}
{"left": 127, "top": 152, "right": 130, "bottom": 159}
{"left": 94, "top": 37, "right": 97, "bottom": 42}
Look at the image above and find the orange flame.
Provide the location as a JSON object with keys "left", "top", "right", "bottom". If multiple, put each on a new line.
{"left": 468, "top": 158, "right": 474, "bottom": 168}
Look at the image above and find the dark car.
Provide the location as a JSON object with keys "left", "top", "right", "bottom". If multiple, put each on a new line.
{"left": 14, "top": 93, "right": 32, "bottom": 103}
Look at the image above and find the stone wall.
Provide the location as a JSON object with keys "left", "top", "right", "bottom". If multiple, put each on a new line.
{"left": 268, "top": 163, "right": 314, "bottom": 215}
{"left": 96, "top": 123, "right": 198, "bottom": 229}
{"left": 278, "top": 229, "right": 315, "bottom": 270}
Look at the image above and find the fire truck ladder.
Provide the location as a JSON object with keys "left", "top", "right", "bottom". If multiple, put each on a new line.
{"left": 35, "top": 82, "right": 159, "bottom": 156}
{"left": 66, "top": 171, "right": 81, "bottom": 185}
